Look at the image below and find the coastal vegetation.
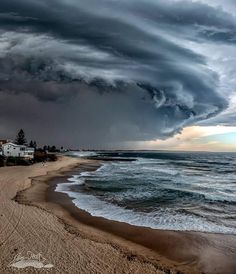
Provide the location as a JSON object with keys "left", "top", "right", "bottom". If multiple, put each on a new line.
{"left": 0, "top": 129, "right": 61, "bottom": 166}
{"left": 15, "top": 129, "right": 27, "bottom": 145}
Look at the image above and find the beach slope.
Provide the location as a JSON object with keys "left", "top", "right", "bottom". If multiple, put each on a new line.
{"left": 0, "top": 156, "right": 169, "bottom": 274}
{"left": 0, "top": 156, "right": 235, "bottom": 274}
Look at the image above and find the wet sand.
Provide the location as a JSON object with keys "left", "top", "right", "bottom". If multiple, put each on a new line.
{"left": 46, "top": 164, "right": 236, "bottom": 274}
{"left": 1, "top": 157, "right": 236, "bottom": 273}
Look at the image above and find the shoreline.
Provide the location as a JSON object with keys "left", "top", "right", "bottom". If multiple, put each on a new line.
{"left": 54, "top": 164, "right": 235, "bottom": 236}
{"left": 0, "top": 156, "right": 172, "bottom": 274}
{"left": 14, "top": 161, "right": 183, "bottom": 273}
{"left": 13, "top": 158, "right": 236, "bottom": 274}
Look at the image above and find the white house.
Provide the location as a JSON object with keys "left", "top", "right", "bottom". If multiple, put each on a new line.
{"left": 2, "top": 142, "right": 35, "bottom": 159}
{"left": 0, "top": 139, "right": 10, "bottom": 146}
{"left": 0, "top": 140, "right": 9, "bottom": 156}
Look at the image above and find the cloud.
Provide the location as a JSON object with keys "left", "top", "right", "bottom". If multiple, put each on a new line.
{"left": 134, "top": 126, "right": 236, "bottom": 152}
{"left": 0, "top": 0, "right": 235, "bottom": 146}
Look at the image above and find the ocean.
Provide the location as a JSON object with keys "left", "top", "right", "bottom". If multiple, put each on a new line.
{"left": 56, "top": 151, "right": 236, "bottom": 234}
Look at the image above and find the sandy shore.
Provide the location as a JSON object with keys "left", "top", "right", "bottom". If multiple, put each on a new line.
{"left": 0, "top": 156, "right": 235, "bottom": 273}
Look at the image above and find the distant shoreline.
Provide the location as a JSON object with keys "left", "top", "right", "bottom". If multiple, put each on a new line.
{"left": 13, "top": 156, "right": 236, "bottom": 274}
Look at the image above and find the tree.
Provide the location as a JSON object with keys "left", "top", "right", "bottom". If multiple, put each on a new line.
{"left": 33, "top": 141, "right": 37, "bottom": 149}
{"left": 29, "top": 140, "right": 34, "bottom": 148}
{"left": 29, "top": 140, "right": 37, "bottom": 149}
{"left": 15, "top": 129, "right": 27, "bottom": 145}
{"left": 51, "top": 145, "right": 56, "bottom": 152}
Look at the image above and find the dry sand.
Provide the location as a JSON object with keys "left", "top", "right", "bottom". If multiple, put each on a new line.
{"left": 0, "top": 156, "right": 235, "bottom": 274}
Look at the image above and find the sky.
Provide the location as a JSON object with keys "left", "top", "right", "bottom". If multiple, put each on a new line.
{"left": 0, "top": 0, "right": 236, "bottom": 151}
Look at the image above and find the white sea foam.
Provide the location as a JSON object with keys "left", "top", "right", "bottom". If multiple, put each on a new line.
{"left": 56, "top": 152, "right": 236, "bottom": 234}
{"left": 70, "top": 151, "right": 97, "bottom": 158}
{"left": 55, "top": 176, "right": 236, "bottom": 235}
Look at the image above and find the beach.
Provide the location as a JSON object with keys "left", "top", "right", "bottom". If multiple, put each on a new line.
{"left": 0, "top": 156, "right": 235, "bottom": 274}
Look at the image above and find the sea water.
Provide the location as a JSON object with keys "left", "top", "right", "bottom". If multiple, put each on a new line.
{"left": 56, "top": 151, "right": 236, "bottom": 234}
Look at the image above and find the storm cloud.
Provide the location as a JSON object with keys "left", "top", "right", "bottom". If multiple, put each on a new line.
{"left": 0, "top": 0, "right": 235, "bottom": 147}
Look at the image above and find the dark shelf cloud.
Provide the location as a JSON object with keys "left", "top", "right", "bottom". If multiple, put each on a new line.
{"left": 0, "top": 0, "right": 235, "bottom": 147}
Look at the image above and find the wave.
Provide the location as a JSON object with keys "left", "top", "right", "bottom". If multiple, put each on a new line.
{"left": 55, "top": 179, "right": 236, "bottom": 234}
{"left": 69, "top": 151, "right": 98, "bottom": 158}
{"left": 61, "top": 151, "right": 236, "bottom": 234}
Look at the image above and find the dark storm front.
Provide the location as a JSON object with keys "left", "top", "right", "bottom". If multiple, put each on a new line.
{"left": 57, "top": 151, "right": 236, "bottom": 234}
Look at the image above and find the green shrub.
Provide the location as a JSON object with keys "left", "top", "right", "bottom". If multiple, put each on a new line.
{"left": 34, "top": 151, "right": 48, "bottom": 163}
{"left": 47, "top": 153, "right": 58, "bottom": 162}
{"left": 0, "top": 155, "right": 5, "bottom": 167}
{"left": 34, "top": 151, "right": 58, "bottom": 162}
{"left": 6, "top": 157, "right": 31, "bottom": 166}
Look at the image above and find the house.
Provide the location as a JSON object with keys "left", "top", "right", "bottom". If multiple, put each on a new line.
{"left": 2, "top": 142, "right": 35, "bottom": 159}
{"left": 0, "top": 139, "right": 10, "bottom": 146}
{"left": 0, "top": 140, "right": 10, "bottom": 156}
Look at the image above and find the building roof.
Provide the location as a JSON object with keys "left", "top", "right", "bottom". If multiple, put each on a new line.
{"left": 0, "top": 139, "right": 10, "bottom": 145}
{"left": 2, "top": 142, "right": 35, "bottom": 152}
{"left": 2, "top": 142, "right": 27, "bottom": 148}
